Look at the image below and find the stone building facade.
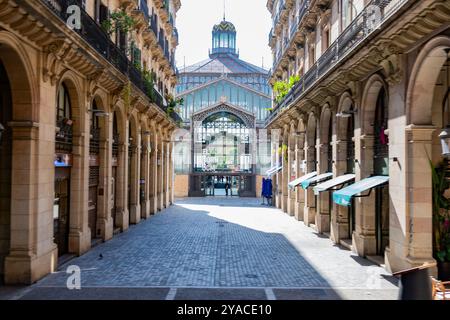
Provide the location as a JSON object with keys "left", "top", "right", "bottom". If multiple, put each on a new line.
{"left": 0, "top": 0, "right": 181, "bottom": 284}
{"left": 266, "top": 0, "right": 450, "bottom": 273}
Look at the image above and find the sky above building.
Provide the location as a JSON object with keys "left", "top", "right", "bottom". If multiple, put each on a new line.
{"left": 175, "top": 0, "right": 273, "bottom": 70}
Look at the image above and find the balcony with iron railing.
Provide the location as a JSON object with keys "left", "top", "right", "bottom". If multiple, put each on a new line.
{"left": 266, "top": 0, "right": 408, "bottom": 126}
{"left": 55, "top": 118, "right": 73, "bottom": 153}
{"left": 270, "top": 0, "right": 310, "bottom": 76}
{"left": 41, "top": 0, "right": 181, "bottom": 123}
{"left": 89, "top": 127, "right": 101, "bottom": 155}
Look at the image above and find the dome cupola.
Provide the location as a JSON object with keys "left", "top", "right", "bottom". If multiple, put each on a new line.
{"left": 210, "top": 19, "right": 238, "bottom": 58}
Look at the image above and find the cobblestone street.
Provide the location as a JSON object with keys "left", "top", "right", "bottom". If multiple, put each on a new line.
{"left": 4, "top": 198, "right": 399, "bottom": 300}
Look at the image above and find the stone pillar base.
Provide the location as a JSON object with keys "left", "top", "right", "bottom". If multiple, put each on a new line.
{"left": 352, "top": 232, "right": 376, "bottom": 256}
{"left": 141, "top": 200, "right": 151, "bottom": 219}
{"left": 315, "top": 213, "right": 330, "bottom": 234}
{"left": 281, "top": 195, "right": 288, "bottom": 213}
{"left": 149, "top": 196, "right": 157, "bottom": 215}
{"left": 303, "top": 206, "right": 316, "bottom": 226}
{"left": 129, "top": 204, "right": 141, "bottom": 224}
{"left": 287, "top": 198, "right": 295, "bottom": 216}
{"left": 294, "top": 202, "right": 304, "bottom": 221}
{"left": 330, "top": 221, "right": 348, "bottom": 244}
{"left": 275, "top": 194, "right": 282, "bottom": 209}
{"left": 157, "top": 193, "right": 164, "bottom": 211}
{"left": 98, "top": 216, "right": 114, "bottom": 241}
{"left": 68, "top": 230, "right": 91, "bottom": 255}
{"left": 384, "top": 247, "right": 437, "bottom": 275}
{"left": 4, "top": 245, "right": 58, "bottom": 285}
{"left": 115, "top": 209, "right": 129, "bottom": 231}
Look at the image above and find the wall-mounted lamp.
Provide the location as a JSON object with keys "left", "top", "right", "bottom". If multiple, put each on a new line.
{"left": 293, "top": 131, "right": 306, "bottom": 136}
{"left": 336, "top": 109, "right": 357, "bottom": 118}
{"left": 0, "top": 122, "right": 4, "bottom": 143}
{"left": 439, "top": 126, "right": 450, "bottom": 158}
{"left": 89, "top": 109, "right": 109, "bottom": 117}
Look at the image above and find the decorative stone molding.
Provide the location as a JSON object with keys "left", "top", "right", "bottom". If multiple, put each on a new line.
{"left": 191, "top": 102, "right": 256, "bottom": 128}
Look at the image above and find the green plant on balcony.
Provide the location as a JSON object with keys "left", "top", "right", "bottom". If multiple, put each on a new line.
{"left": 121, "top": 81, "right": 132, "bottom": 109}
{"left": 142, "top": 69, "right": 156, "bottom": 103}
{"left": 165, "top": 94, "right": 184, "bottom": 117}
{"left": 273, "top": 75, "right": 300, "bottom": 104}
{"left": 101, "top": 9, "right": 136, "bottom": 36}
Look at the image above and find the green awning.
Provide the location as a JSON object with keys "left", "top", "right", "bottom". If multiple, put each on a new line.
{"left": 288, "top": 172, "right": 317, "bottom": 190}
{"left": 333, "top": 176, "right": 389, "bottom": 207}
{"left": 313, "top": 174, "right": 356, "bottom": 195}
{"left": 301, "top": 172, "right": 333, "bottom": 189}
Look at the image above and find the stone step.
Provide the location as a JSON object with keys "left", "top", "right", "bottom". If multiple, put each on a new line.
{"left": 367, "top": 255, "right": 385, "bottom": 267}
{"left": 339, "top": 239, "right": 353, "bottom": 250}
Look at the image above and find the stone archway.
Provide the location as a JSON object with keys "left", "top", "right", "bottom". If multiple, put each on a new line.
{"left": 353, "top": 74, "right": 390, "bottom": 258}
{"left": 287, "top": 121, "right": 297, "bottom": 216}
{"left": 0, "top": 32, "right": 57, "bottom": 284}
{"left": 54, "top": 73, "right": 89, "bottom": 257}
{"left": 294, "top": 116, "right": 306, "bottom": 221}
{"left": 396, "top": 36, "right": 450, "bottom": 272}
{"left": 304, "top": 112, "right": 317, "bottom": 226}
{"left": 127, "top": 112, "right": 141, "bottom": 225}
{"left": 111, "top": 106, "right": 129, "bottom": 232}
{"left": 88, "top": 94, "right": 108, "bottom": 241}
{"left": 0, "top": 56, "right": 12, "bottom": 282}
{"left": 332, "top": 92, "right": 356, "bottom": 244}
{"left": 316, "top": 104, "right": 333, "bottom": 233}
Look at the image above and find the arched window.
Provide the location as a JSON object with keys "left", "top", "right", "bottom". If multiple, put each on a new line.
{"left": 89, "top": 100, "right": 100, "bottom": 155}
{"left": 112, "top": 113, "right": 119, "bottom": 157}
{"left": 56, "top": 83, "right": 73, "bottom": 153}
{"left": 346, "top": 113, "right": 355, "bottom": 174}
{"left": 374, "top": 87, "right": 388, "bottom": 176}
{"left": 57, "top": 83, "right": 71, "bottom": 124}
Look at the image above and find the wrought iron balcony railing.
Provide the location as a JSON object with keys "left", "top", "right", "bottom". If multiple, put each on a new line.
{"left": 89, "top": 126, "right": 101, "bottom": 155}
{"left": 55, "top": 118, "right": 73, "bottom": 153}
{"left": 271, "top": 0, "right": 310, "bottom": 74}
{"left": 266, "top": 0, "right": 408, "bottom": 126}
{"left": 42, "top": 0, "right": 181, "bottom": 123}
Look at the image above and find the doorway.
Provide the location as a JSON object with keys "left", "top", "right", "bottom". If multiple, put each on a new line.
{"left": 0, "top": 61, "right": 12, "bottom": 281}
{"left": 54, "top": 169, "right": 70, "bottom": 256}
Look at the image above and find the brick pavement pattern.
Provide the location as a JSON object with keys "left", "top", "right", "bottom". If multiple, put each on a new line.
{"left": 16, "top": 197, "right": 399, "bottom": 299}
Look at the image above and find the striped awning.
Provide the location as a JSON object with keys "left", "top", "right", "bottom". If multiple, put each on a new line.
{"left": 313, "top": 174, "right": 356, "bottom": 195}
{"left": 288, "top": 172, "right": 317, "bottom": 190}
{"left": 333, "top": 176, "right": 389, "bottom": 207}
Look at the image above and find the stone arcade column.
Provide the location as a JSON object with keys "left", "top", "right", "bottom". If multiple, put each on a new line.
{"left": 303, "top": 145, "right": 317, "bottom": 226}
{"left": 128, "top": 134, "right": 141, "bottom": 225}
{"left": 295, "top": 132, "right": 305, "bottom": 221}
{"left": 385, "top": 126, "right": 437, "bottom": 273}
{"left": 5, "top": 122, "right": 58, "bottom": 284}
{"left": 141, "top": 132, "right": 151, "bottom": 219}
{"left": 157, "top": 132, "right": 164, "bottom": 211}
{"left": 315, "top": 143, "right": 331, "bottom": 233}
{"left": 68, "top": 124, "right": 91, "bottom": 255}
{"left": 330, "top": 140, "right": 350, "bottom": 243}
{"left": 287, "top": 132, "right": 296, "bottom": 216}
{"left": 168, "top": 141, "right": 174, "bottom": 205}
{"left": 164, "top": 140, "right": 170, "bottom": 209}
{"left": 115, "top": 140, "right": 129, "bottom": 231}
{"left": 353, "top": 134, "right": 376, "bottom": 255}
{"left": 149, "top": 128, "right": 158, "bottom": 214}
{"left": 281, "top": 128, "right": 289, "bottom": 213}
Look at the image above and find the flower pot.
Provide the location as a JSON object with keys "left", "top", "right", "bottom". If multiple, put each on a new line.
{"left": 437, "top": 261, "right": 450, "bottom": 281}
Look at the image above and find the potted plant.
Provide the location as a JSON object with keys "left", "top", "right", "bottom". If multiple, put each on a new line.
{"left": 430, "top": 160, "right": 450, "bottom": 280}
